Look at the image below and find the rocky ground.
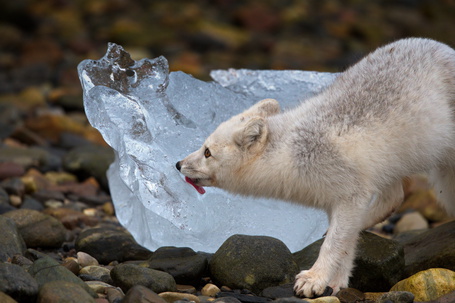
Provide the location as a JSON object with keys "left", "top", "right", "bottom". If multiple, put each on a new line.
{"left": 1, "top": 1, "right": 455, "bottom": 303}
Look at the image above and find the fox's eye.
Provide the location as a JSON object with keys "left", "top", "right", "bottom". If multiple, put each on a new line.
{"left": 204, "top": 148, "right": 211, "bottom": 158}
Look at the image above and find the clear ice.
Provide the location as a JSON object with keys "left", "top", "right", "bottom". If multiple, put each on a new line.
{"left": 78, "top": 43, "right": 337, "bottom": 253}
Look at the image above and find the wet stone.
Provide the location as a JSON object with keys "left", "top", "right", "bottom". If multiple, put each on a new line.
{"left": 122, "top": 285, "right": 166, "bottom": 303}
{"left": 37, "top": 280, "right": 97, "bottom": 303}
{"left": 3, "top": 209, "right": 67, "bottom": 248}
{"left": 110, "top": 263, "right": 177, "bottom": 293}
{"left": 0, "top": 263, "right": 39, "bottom": 302}
{"left": 0, "top": 216, "right": 26, "bottom": 262}
{"left": 75, "top": 226, "right": 152, "bottom": 264}
{"left": 210, "top": 235, "right": 299, "bottom": 294}
{"left": 336, "top": 288, "right": 364, "bottom": 303}
{"left": 29, "top": 256, "right": 97, "bottom": 298}
{"left": 145, "top": 246, "right": 208, "bottom": 285}
{"left": 378, "top": 291, "right": 414, "bottom": 303}
{"left": 260, "top": 283, "right": 294, "bottom": 299}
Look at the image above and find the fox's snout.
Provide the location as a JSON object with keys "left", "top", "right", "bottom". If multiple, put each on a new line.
{"left": 175, "top": 161, "right": 182, "bottom": 171}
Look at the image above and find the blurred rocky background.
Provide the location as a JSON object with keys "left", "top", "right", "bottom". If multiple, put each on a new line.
{"left": 1, "top": 1, "right": 455, "bottom": 302}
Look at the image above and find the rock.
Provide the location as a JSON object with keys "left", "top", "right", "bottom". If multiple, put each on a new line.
{"left": 216, "top": 292, "right": 270, "bottom": 303}
{"left": 62, "top": 145, "right": 114, "bottom": 191}
{"left": 75, "top": 226, "right": 152, "bottom": 264}
{"left": 158, "top": 292, "right": 200, "bottom": 303}
{"left": 304, "top": 297, "right": 340, "bottom": 303}
{"left": 80, "top": 265, "right": 111, "bottom": 282}
{"left": 37, "top": 280, "right": 97, "bottom": 303}
{"left": 212, "top": 296, "right": 243, "bottom": 303}
{"left": 260, "top": 283, "right": 294, "bottom": 299}
{"left": 201, "top": 283, "right": 221, "bottom": 297}
{"left": 3, "top": 209, "right": 67, "bottom": 248}
{"left": 390, "top": 268, "right": 455, "bottom": 302}
{"left": 0, "top": 292, "right": 18, "bottom": 303}
{"left": 145, "top": 246, "right": 208, "bottom": 285}
{"left": 425, "top": 291, "right": 455, "bottom": 303}
{"left": 378, "top": 291, "right": 414, "bottom": 303}
{"left": 20, "top": 195, "right": 44, "bottom": 211}
{"left": 394, "top": 211, "right": 429, "bottom": 234}
{"left": 106, "top": 287, "right": 125, "bottom": 303}
{"left": 29, "top": 256, "right": 97, "bottom": 298}
{"left": 122, "top": 285, "right": 166, "bottom": 303}
{"left": 1, "top": 177, "right": 25, "bottom": 196}
{"left": 85, "top": 281, "right": 115, "bottom": 294}
{"left": 0, "top": 146, "right": 59, "bottom": 172}
{"left": 44, "top": 207, "right": 99, "bottom": 230}
{"left": 294, "top": 232, "right": 404, "bottom": 292}
{"left": 0, "top": 187, "right": 15, "bottom": 213}
{"left": 335, "top": 288, "right": 364, "bottom": 303}
{"left": 0, "top": 162, "right": 25, "bottom": 180}
{"left": 350, "top": 232, "right": 404, "bottom": 291}
{"left": 210, "top": 235, "right": 299, "bottom": 294}
{"left": 62, "top": 258, "right": 80, "bottom": 275}
{"left": 110, "top": 263, "right": 177, "bottom": 293}
{"left": 0, "top": 263, "right": 39, "bottom": 302}
{"left": 0, "top": 216, "right": 26, "bottom": 261}
{"left": 77, "top": 251, "right": 99, "bottom": 267}
{"left": 402, "top": 220, "right": 455, "bottom": 276}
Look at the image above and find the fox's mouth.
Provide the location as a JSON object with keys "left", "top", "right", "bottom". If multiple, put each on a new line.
{"left": 185, "top": 176, "right": 207, "bottom": 194}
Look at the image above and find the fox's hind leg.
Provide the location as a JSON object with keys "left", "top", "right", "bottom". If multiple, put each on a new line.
{"left": 429, "top": 166, "right": 455, "bottom": 216}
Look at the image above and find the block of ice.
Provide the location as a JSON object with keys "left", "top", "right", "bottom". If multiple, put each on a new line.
{"left": 78, "top": 43, "right": 337, "bottom": 253}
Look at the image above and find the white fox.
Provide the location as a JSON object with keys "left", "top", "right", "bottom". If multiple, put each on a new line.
{"left": 176, "top": 38, "right": 455, "bottom": 297}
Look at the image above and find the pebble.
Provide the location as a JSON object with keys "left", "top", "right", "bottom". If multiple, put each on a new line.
{"left": 335, "top": 288, "right": 364, "bottom": 303}
{"left": 0, "top": 216, "right": 26, "bottom": 262}
{"left": 0, "top": 262, "right": 39, "bottom": 302}
{"left": 122, "top": 285, "right": 164, "bottom": 303}
{"left": 77, "top": 251, "right": 99, "bottom": 267}
{"left": 110, "top": 263, "right": 177, "bottom": 293}
{"left": 378, "top": 291, "right": 414, "bottom": 303}
{"left": 202, "top": 283, "right": 221, "bottom": 297}
{"left": 159, "top": 291, "right": 201, "bottom": 303}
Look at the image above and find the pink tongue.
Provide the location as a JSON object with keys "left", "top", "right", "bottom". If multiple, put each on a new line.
{"left": 185, "top": 176, "right": 206, "bottom": 194}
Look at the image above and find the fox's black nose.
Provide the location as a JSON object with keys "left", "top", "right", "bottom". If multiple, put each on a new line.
{"left": 176, "top": 161, "right": 182, "bottom": 171}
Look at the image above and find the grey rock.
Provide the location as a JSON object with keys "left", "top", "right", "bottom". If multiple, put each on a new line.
{"left": 294, "top": 232, "right": 404, "bottom": 292}
{"left": 110, "top": 263, "right": 177, "bottom": 293}
{"left": 3, "top": 209, "right": 67, "bottom": 248}
{"left": 0, "top": 216, "right": 26, "bottom": 262}
{"left": 273, "top": 298, "right": 306, "bottom": 303}
{"left": 145, "top": 246, "right": 208, "bottom": 285}
{"left": 75, "top": 226, "right": 152, "bottom": 264}
{"left": 123, "top": 285, "right": 167, "bottom": 303}
{"left": 336, "top": 288, "right": 364, "bottom": 303}
{"left": 379, "top": 291, "right": 414, "bottom": 303}
{"left": 62, "top": 145, "right": 114, "bottom": 191}
{"left": 261, "top": 283, "right": 294, "bottom": 299}
{"left": 37, "top": 280, "right": 97, "bottom": 303}
{"left": 0, "top": 263, "right": 38, "bottom": 302}
{"left": 0, "top": 146, "right": 60, "bottom": 172}
{"left": 402, "top": 220, "right": 455, "bottom": 276}
{"left": 213, "top": 297, "right": 243, "bottom": 303}
{"left": 20, "top": 195, "right": 44, "bottom": 211}
{"left": 350, "top": 232, "right": 404, "bottom": 291}
{"left": 210, "top": 235, "right": 299, "bottom": 294}
{"left": 0, "top": 187, "right": 15, "bottom": 214}
{"left": 29, "top": 256, "right": 97, "bottom": 298}
{"left": 216, "top": 292, "right": 270, "bottom": 303}
{"left": 1, "top": 177, "right": 25, "bottom": 196}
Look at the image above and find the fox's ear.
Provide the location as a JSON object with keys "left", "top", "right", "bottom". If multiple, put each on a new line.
{"left": 244, "top": 98, "right": 280, "bottom": 117}
{"left": 234, "top": 117, "right": 268, "bottom": 150}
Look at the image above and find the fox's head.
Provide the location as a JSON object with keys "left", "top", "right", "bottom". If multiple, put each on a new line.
{"left": 176, "top": 98, "right": 280, "bottom": 193}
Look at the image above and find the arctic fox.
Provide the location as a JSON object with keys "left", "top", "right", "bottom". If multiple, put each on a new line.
{"left": 176, "top": 38, "right": 455, "bottom": 297}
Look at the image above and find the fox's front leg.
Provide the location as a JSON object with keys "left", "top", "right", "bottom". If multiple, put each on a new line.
{"left": 294, "top": 202, "right": 366, "bottom": 297}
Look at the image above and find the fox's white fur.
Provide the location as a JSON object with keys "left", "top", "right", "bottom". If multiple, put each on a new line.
{"left": 176, "top": 38, "right": 455, "bottom": 297}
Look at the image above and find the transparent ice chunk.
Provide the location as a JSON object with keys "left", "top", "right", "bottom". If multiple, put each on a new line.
{"left": 78, "top": 43, "right": 337, "bottom": 252}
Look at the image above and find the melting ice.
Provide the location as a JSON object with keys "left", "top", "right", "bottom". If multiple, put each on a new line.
{"left": 78, "top": 43, "right": 337, "bottom": 253}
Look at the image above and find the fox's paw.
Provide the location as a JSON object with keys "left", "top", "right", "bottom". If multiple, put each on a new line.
{"left": 294, "top": 270, "right": 330, "bottom": 298}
